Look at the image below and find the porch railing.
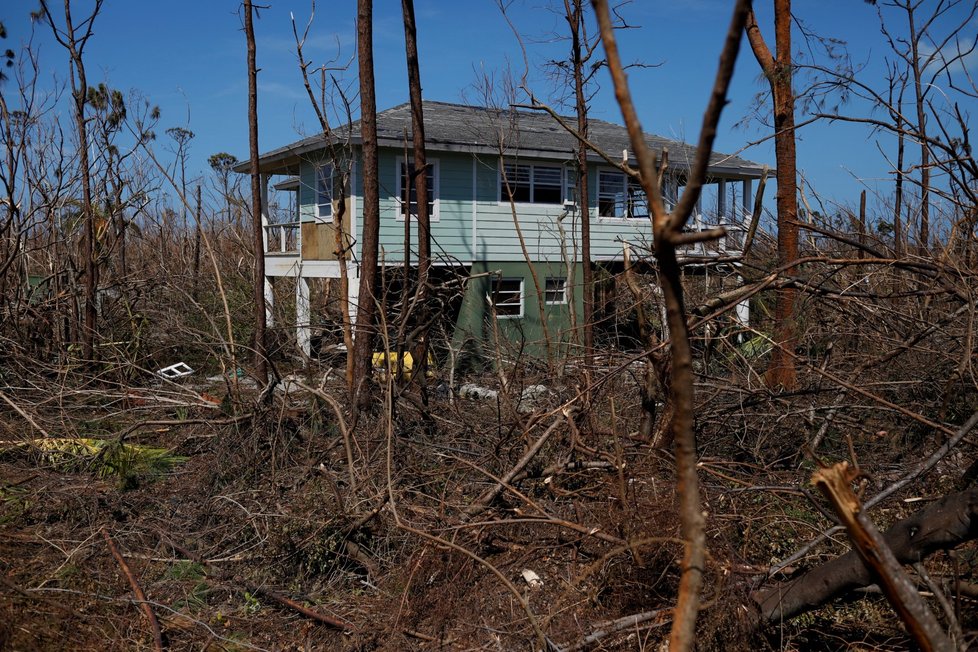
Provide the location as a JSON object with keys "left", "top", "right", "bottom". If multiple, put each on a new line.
{"left": 264, "top": 222, "right": 300, "bottom": 254}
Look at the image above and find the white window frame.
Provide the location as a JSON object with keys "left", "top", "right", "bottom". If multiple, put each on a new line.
{"left": 490, "top": 277, "right": 524, "bottom": 319}
{"left": 395, "top": 157, "right": 440, "bottom": 222}
{"left": 597, "top": 169, "right": 649, "bottom": 220}
{"left": 499, "top": 162, "right": 565, "bottom": 205}
{"left": 316, "top": 164, "right": 334, "bottom": 220}
{"left": 544, "top": 277, "right": 567, "bottom": 305}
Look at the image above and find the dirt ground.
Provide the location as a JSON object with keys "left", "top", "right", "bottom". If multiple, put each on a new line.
{"left": 1, "top": 366, "right": 975, "bottom": 651}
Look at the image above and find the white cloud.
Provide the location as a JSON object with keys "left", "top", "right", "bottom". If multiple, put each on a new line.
{"left": 919, "top": 35, "right": 978, "bottom": 76}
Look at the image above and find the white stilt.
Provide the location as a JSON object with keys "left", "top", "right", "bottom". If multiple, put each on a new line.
{"left": 264, "top": 277, "right": 275, "bottom": 328}
{"left": 296, "top": 276, "right": 311, "bottom": 357}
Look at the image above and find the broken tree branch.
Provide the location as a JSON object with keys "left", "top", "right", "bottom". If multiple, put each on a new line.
{"left": 462, "top": 414, "right": 565, "bottom": 520}
{"left": 810, "top": 462, "right": 953, "bottom": 652}
{"left": 243, "top": 581, "right": 350, "bottom": 631}
{"left": 101, "top": 527, "right": 164, "bottom": 652}
{"left": 755, "top": 481, "right": 978, "bottom": 635}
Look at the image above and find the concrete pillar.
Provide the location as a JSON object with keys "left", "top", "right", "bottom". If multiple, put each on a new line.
{"left": 735, "top": 275, "right": 750, "bottom": 325}
{"left": 347, "top": 270, "right": 360, "bottom": 338}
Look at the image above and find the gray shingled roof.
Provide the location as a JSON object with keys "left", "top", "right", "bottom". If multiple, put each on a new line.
{"left": 241, "top": 100, "right": 765, "bottom": 177}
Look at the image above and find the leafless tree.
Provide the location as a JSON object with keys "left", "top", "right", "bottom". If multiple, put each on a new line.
{"left": 745, "top": 0, "right": 800, "bottom": 391}
{"left": 401, "top": 0, "right": 432, "bottom": 388}
{"left": 563, "top": 0, "right": 598, "bottom": 365}
{"left": 352, "top": 0, "right": 381, "bottom": 410}
{"left": 593, "top": 0, "right": 751, "bottom": 647}
{"left": 291, "top": 5, "right": 357, "bottom": 387}
{"left": 39, "top": 0, "right": 104, "bottom": 362}
{"left": 243, "top": 0, "right": 269, "bottom": 386}
{"left": 165, "top": 125, "right": 194, "bottom": 234}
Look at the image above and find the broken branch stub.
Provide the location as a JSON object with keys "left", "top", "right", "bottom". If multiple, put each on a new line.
{"left": 797, "top": 462, "right": 953, "bottom": 652}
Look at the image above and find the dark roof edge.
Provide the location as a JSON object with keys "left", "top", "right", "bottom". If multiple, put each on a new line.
{"left": 235, "top": 101, "right": 767, "bottom": 177}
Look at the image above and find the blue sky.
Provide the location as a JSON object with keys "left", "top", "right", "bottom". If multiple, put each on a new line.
{"left": 5, "top": 0, "right": 977, "bottom": 223}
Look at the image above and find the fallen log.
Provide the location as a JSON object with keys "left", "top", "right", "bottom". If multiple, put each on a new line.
{"left": 755, "top": 484, "right": 978, "bottom": 626}
{"left": 810, "top": 462, "right": 952, "bottom": 652}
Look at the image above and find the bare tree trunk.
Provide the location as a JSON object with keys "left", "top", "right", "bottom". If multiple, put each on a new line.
{"left": 755, "top": 483, "right": 978, "bottom": 634}
{"left": 290, "top": 13, "right": 356, "bottom": 388}
{"left": 352, "top": 0, "right": 381, "bottom": 409}
{"left": 811, "top": 463, "right": 953, "bottom": 652}
{"left": 745, "top": 0, "right": 799, "bottom": 391}
{"left": 192, "top": 184, "right": 202, "bottom": 300}
{"left": 567, "top": 0, "right": 594, "bottom": 367}
{"left": 402, "top": 0, "right": 429, "bottom": 287}
{"left": 244, "top": 0, "right": 269, "bottom": 385}
{"left": 402, "top": 0, "right": 432, "bottom": 391}
{"left": 906, "top": 4, "right": 929, "bottom": 249}
{"left": 891, "top": 74, "right": 906, "bottom": 257}
{"left": 335, "top": 180, "right": 355, "bottom": 389}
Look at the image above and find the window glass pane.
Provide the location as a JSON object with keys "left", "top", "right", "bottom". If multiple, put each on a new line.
{"left": 628, "top": 180, "right": 648, "bottom": 218}
{"left": 502, "top": 164, "right": 531, "bottom": 202}
{"left": 400, "top": 162, "right": 436, "bottom": 218}
{"left": 491, "top": 278, "right": 523, "bottom": 316}
{"left": 545, "top": 277, "right": 566, "bottom": 304}
{"left": 533, "top": 166, "right": 562, "bottom": 204}
{"left": 533, "top": 166, "right": 562, "bottom": 186}
{"left": 598, "top": 170, "right": 626, "bottom": 217}
{"left": 317, "top": 165, "right": 333, "bottom": 217}
{"left": 505, "top": 164, "right": 531, "bottom": 184}
{"left": 533, "top": 184, "right": 562, "bottom": 204}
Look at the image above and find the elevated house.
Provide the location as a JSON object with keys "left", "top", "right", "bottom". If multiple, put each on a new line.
{"left": 240, "top": 101, "right": 765, "bottom": 360}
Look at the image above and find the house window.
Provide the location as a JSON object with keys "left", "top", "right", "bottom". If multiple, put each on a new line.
{"left": 501, "top": 163, "right": 564, "bottom": 204}
{"left": 545, "top": 277, "right": 567, "bottom": 305}
{"left": 396, "top": 159, "right": 438, "bottom": 221}
{"left": 598, "top": 170, "right": 648, "bottom": 218}
{"left": 316, "top": 164, "right": 334, "bottom": 219}
{"left": 490, "top": 277, "right": 523, "bottom": 318}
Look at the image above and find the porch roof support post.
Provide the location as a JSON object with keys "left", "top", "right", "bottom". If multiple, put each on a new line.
{"left": 742, "top": 179, "right": 752, "bottom": 221}
{"left": 717, "top": 178, "right": 727, "bottom": 252}
{"left": 717, "top": 178, "right": 727, "bottom": 223}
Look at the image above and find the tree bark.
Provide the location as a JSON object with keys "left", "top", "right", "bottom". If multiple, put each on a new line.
{"left": 808, "top": 463, "right": 953, "bottom": 652}
{"left": 401, "top": 0, "right": 431, "bottom": 388}
{"left": 755, "top": 484, "right": 978, "bottom": 627}
{"left": 244, "top": 0, "right": 269, "bottom": 385}
{"left": 593, "top": 1, "right": 750, "bottom": 648}
{"left": 192, "top": 184, "right": 202, "bottom": 300}
{"left": 567, "top": 0, "right": 594, "bottom": 367}
{"left": 891, "top": 77, "right": 906, "bottom": 257}
{"left": 745, "top": 1, "right": 799, "bottom": 391}
{"left": 352, "top": 0, "right": 380, "bottom": 409}
{"left": 906, "top": 3, "right": 929, "bottom": 249}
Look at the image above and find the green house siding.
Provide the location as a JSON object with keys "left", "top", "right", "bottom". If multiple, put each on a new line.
{"left": 376, "top": 150, "right": 474, "bottom": 261}
{"left": 454, "top": 260, "right": 584, "bottom": 362}
{"left": 294, "top": 149, "right": 665, "bottom": 266}
{"left": 289, "top": 145, "right": 749, "bottom": 360}
{"left": 471, "top": 156, "right": 656, "bottom": 263}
